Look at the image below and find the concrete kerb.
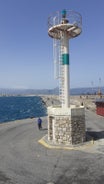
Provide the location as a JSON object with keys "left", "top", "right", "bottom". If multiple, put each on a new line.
{"left": 38, "top": 134, "right": 95, "bottom": 151}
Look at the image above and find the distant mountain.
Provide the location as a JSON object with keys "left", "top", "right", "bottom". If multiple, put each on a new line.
{"left": 0, "top": 87, "right": 59, "bottom": 96}
{"left": 0, "top": 86, "right": 104, "bottom": 96}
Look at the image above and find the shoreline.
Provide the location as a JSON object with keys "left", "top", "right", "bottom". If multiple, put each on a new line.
{"left": 0, "top": 94, "right": 103, "bottom": 125}
{"left": 41, "top": 94, "right": 98, "bottom": 112}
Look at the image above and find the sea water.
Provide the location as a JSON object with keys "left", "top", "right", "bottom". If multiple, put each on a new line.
{"left": 0, "top": 96, "right": 47, "bottom": 123}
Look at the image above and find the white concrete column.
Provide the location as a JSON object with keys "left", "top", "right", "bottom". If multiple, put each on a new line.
{"left": 62, "top": 33, "right": 70, "bottom": 108}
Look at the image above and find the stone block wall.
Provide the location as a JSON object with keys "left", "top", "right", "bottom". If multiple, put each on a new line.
{"left": 54, "top": 116, "right": 72, "bottom": 144}
{"left": 48, "top": 106, "right": 86, "bottom": 145}
{"left": 71, "top": 115, "right": 86, "bottom": 144}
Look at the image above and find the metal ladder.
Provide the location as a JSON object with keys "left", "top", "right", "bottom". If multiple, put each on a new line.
{"left": 53, "top": 37, "right": 65, "bottom": 107}
{"left": 59, "top": 37, "right": 65, "bottom": 106}
{"left": 53, "top": 38, "right": 60, "bottom": 79}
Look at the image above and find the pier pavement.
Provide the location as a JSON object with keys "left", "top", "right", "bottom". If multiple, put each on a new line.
{"left": 0, "top": 110, "right": 104, "bottom": 184}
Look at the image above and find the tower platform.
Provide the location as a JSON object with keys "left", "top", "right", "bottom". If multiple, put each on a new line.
{"left": 48, "top": 23, "right": 82, "bottom": 39}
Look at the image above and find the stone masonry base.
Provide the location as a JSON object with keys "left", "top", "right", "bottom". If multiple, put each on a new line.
{"left": 48, "top": 105, "right": 86, "bottom": 145}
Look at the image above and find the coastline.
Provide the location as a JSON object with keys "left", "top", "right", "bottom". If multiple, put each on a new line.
{"left": 0, "top": 93, "right": 102, "bottom": 113}
{"left": 0, "top": 94, "right": 102, "bottom": 125}
{"left": 40, "top": 94, "right": 99, "bottom": 112}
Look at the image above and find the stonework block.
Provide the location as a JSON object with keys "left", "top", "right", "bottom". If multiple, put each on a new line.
{"left": 48, "top": 106, "right": 86, "bottom": 145}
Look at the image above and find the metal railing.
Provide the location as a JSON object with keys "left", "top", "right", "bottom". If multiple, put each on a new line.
{"left": 48, "top": 10, "right": 82, "bottom": 30}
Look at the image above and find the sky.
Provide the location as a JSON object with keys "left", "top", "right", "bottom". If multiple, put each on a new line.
{"left": 0, "top": 0, "right": 104, "bottom": 89}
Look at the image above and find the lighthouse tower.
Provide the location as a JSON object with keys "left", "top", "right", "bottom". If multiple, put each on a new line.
{"left": 48, "top": 10, "right": 82, "bottom": 108}
{"left": 47, "top": 10, "right": 86, "bottom": 145}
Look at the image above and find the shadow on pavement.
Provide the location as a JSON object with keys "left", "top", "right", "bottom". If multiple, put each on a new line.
{"left": 40, "top": 128, "right": 48, "bottom": 131}
{"left": 86, "top": 130, "right": 104, "bottom": 141}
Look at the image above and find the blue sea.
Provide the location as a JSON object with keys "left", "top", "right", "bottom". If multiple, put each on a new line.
{"left": 0, "top": 86, "right": 104, "bottom": 124}
{"left": 0, "top": 96, "right": 47, "bottom": 124}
